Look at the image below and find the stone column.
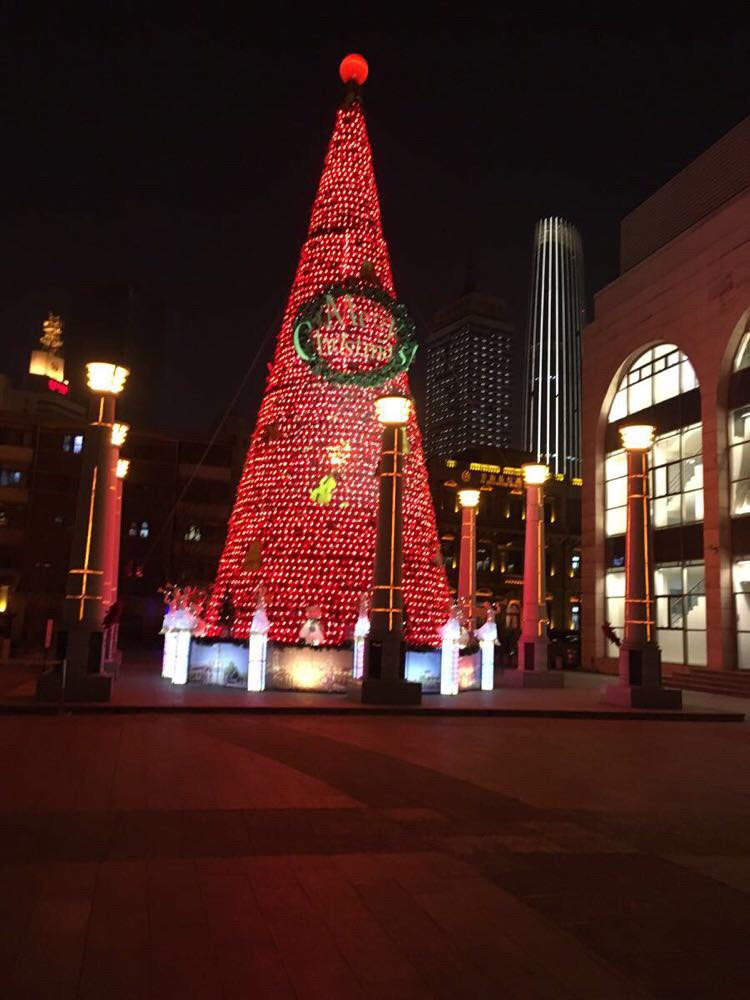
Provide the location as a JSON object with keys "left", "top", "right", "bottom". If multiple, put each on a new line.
{"left": 601, "top": 424, "right": 682, "bottom": 708}
{"left": 349, "top": 394, "right": 421, "bottom": 705}
{"left": 499, "top": 463, "right": 563, "bottom": 688}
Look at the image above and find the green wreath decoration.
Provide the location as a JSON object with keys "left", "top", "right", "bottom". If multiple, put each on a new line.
{"left": 292, "top": 279, "right": 417, "bottom": 387}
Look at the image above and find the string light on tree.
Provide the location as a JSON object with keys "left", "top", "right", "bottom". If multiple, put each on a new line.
{"left": 204, "top": 55, "right": 449, "bottom": 647}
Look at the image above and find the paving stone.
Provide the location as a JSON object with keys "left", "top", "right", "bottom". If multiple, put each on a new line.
{"left": 2, "top": 711, "right": 750, "bottom": 998}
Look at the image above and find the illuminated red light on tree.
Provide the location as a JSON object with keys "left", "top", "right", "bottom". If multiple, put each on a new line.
{"left": 204, "top": 63, "right": 449, "bottom": 646}
{"left": 339, "top": 53, "right": 369, "bottom": 86}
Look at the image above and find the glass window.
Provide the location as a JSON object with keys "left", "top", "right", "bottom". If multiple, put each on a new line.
{"left": 606, "top": 477, "right": 627, "bottom": 509}
{"left": 604, "top": 449, "right": 628, "bottom": 537}
{"left": 653, "top": 433, "right": 680, "bottom": 466}
{"left": 63, "top": 434, "right": 84, "bottom": 454}
{"left": 680, "top": 359, "right": 698, "bottom": 393}
{"left": 653, "top": 562, "right": 707, "bottom": 666}
{"left": 729, "top": 409, "right": 750, "bottom": 445}
{"left": 682, "top": 490, "right": 704, "bottom": 523}
{"left": 654, "top": 365, "right": 680, "bottom": 404}
{"left": 654, "top": 496, "right": 681, "bottom": 528}
{"left": 733, "top": 329, "right": 750, "bottom": 372}
{"left": 609, "top": 390, "right": 627, "bottom": 422}
{"left": 729, "top": 405, "right": 750, "bottom": 517}
{"left": 605, "top": 451, "right": 627, "bottom": 480}
{"left": 606, "top": 507, "right": 626, "bottom": 537}
{"left": 607, "top": 344, "right": 695, "bottom": 423}
{"left": 655, "top": 565, "right": 683, "bottom": 596}
{"left": 681, "top": 425, "right": 702, "bottom": 457}
{"left": 733, "top": 559, "right": 750, "bottom": 669}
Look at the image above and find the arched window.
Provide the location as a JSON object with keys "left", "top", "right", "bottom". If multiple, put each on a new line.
{"left": 733, "top": 328, "right": 750, "bottom": 373}
{"left": 603, "top": 344, "right": 705, "bottom": 666}
{"left": 608, "top": 344, "right": 698, "bottom": 422}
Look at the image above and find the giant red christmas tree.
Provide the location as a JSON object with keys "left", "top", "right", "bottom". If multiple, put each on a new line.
{"left": 205, "top": 56, "right": 450, "bottom": 646}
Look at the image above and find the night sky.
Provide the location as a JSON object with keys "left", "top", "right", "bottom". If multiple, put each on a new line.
{"left": 1, "top": 8, "right": 747, "bottom": 437}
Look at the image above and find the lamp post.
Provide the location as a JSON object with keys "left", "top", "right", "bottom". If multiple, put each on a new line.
{"left": 457, "top": 488, "right": 480, "bottom": 629}
{"left": 38, "top": 362, "right": 129, "bottom": 702}
{"left": 102, "top": 451, "right": 129, "bottom": 671}
{"left": 499, "top": 462, "right": 563, "bottom": 688}
{"left": 103, "top": 423, "right": 128, "bottom": 610}
{"left": 601, "top": 424, "right": 682, "bottom": 708}
{"left": 349, "top": 392, "right": 421, "bottom": 704}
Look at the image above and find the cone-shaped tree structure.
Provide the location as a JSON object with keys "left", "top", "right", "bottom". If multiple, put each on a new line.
{"left": 205, "top": 61, "right": 450, "bottom": 645}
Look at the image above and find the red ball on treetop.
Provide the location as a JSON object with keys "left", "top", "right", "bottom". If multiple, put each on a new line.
{"left": 339, "top": 53, "right": 368, "bottom": 86}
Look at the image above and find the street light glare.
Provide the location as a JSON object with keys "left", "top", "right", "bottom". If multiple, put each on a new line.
{"left": 523, "top": 463, "right": 549, "bottom": 485}
{"left": 458, "top": 488, "right": 480, "bottom": 508}
{"left": 620, "top": 424, "right": 655, "bottom": 450}
{"left": 86, "top": 362, "right": 130, "bottom": 395}
{"left": 375, "top": 394, "right": 412, "bottom": 426}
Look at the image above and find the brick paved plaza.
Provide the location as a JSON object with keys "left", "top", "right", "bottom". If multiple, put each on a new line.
{"left": 1, "top": 710, "right": 749, "bottom": 998}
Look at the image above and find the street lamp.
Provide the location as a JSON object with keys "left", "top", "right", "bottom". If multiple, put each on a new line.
{"left": 86, "top": 363, "right": 129, "bottom": 395}
{"left": 457, "top": 488, "right": 480, "bottom": 629}
{"left": 601, "top": 424, "right": 682, "bottom": 707}
{"left": 349, "top": 392, "right": 421, "bottom": 704}
{"left": 111, "top": 422, "right": 129, "bottom": 447}
{"left": 104, "top": 424, "right": 130, "bottom": 616}
{"left": 38, "top": 361, "right": 130, "bottom": 702}
{"left": 499, "top": 460, "right": 563, "bottom": 688}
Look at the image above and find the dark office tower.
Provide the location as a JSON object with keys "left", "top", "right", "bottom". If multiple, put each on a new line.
{"left": 425, "top": 291, "right": 514, "bottom": 458}
{"left": 524, "top": 218, "right": 585, "bottom": 479}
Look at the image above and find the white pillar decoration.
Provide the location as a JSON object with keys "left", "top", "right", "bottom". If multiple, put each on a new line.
{"left": 247, "top": 597, "right": 270, "bottom": 692}
{"left": 476, "top": 605, "right": 497, "bottom": 691}
{"left": 352, "top": 597, "right": 370, "bottom": 680}
{"left": 161, "top": 607, "right": 196, "bottom": 684}
{"left": 440, "top": 606, "right": 461, "bottom": 696}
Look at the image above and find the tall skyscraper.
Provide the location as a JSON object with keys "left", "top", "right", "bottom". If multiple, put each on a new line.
{"left": 425, "top": 290, "right": 514, "bottom": 458}
{"left": 524, "top": 217, "right": 585, "bottom": 479}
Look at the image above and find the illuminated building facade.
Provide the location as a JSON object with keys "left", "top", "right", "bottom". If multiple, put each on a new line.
{"left": 0, "top": 371, "right": 248, "bottom": 647}
{"left": 425, "top": 292, "right": 514, "bottom": 458}
{"left": 428, "top": 448, "right": 581, "bottom": 639}
{"left": 582, "top": 115, "right": 750, "bottom": 686}
{"left": 524, "top": 217, "right": 585, "bottom": 479}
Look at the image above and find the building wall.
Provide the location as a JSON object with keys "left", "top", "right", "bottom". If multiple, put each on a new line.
{"left": 581, "top": 186, "right": 750, "bottom": 673}
{"left": 621, "top": 117, "right": 750, "bottom": 271}
{"left": 524, "top": 217, "right": 585, "bottom": 479}
{"left": 425, "top": 293, "right": 513, "bottom": 457}
{"left": 0, "top": 395, "right": 249, "bottom": 649}
{"left": 428, "top": 450, "right": 581, "bottom": 634}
